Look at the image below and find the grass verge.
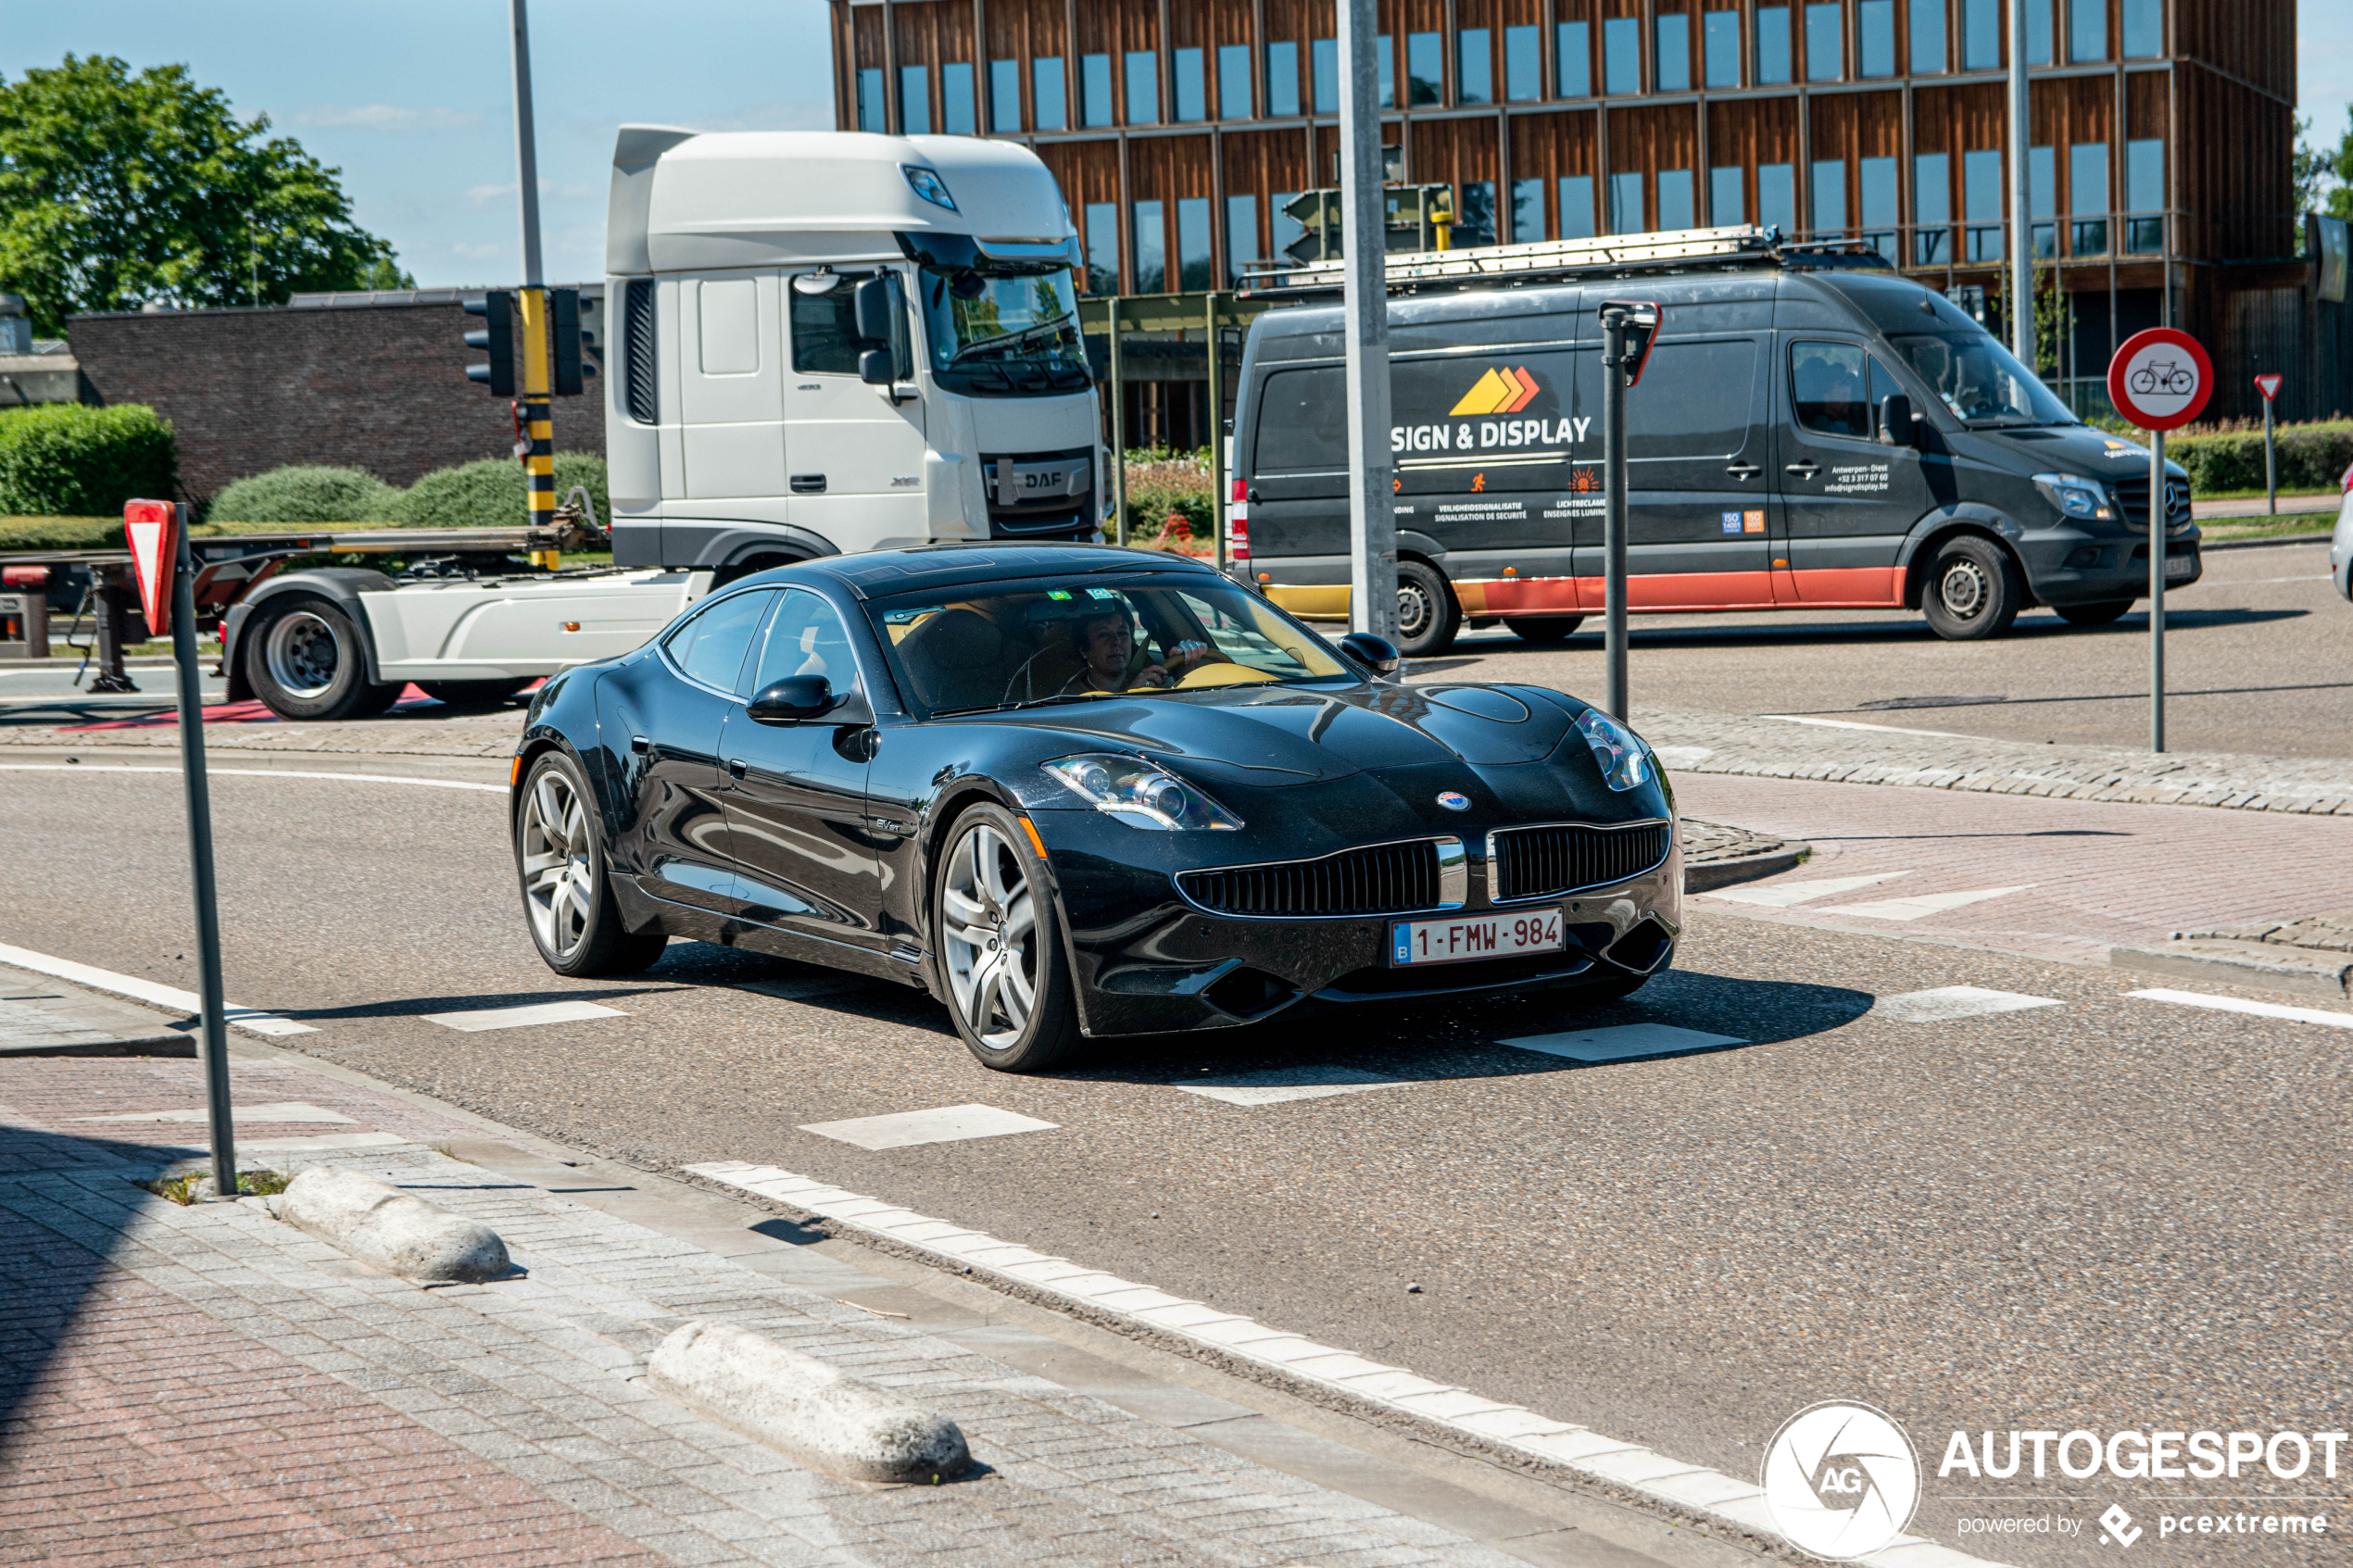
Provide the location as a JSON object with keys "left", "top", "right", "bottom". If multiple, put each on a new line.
{"left": 145, "top": 1168, "right": 291, "bottom": 1205}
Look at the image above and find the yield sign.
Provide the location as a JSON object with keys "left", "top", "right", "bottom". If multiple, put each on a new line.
{"left": 2254, "top": 372, "right": 2284, "bottom": 402}
{"left": 123, "top": 497, "right": 178, "bottom": 639}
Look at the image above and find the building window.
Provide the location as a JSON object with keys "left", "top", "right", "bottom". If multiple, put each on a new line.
{"left": 1272, "top": 190, "right": 1304, "bottom": 259}
{"left": 1759, "top": 162, "right": 1796, "bottom": 233}
{"left": 1126, "top": 51, "right": 1159, "bottom": 123}
{"left": 2070, "top": 141, "right": 2108, "bottom": 252}
{"left": 1459, "top": 29, "right": 1492, "bottom": 104}
{"left": 1081, "top": 55, "right": 1114, "bottom": 127}
{"left": 1806, "top": 4, "right": 1842, "bottom": 80}
{"left": 1086, "top": 203, "right": 1120, "bottom": 294}
{"left": 1177, "top": 198, "right": 1213, "bottom": 289}
{"left": 2029, "top": 144, "right": 2055, "bottom": 256}
{"left": 1314, "top": 38, "right": 1339, "bottom": 112}
{"left": 2026, "top": 0, "right": 2052, "bottom": 64}
{"left": 1705, "top": 11, "right": 1742, "bottom": 86}
{"left": 900, "top": 66, "right": 931, "bottom": 133}
{"left": 2122, "top": 0, "right": 2161, "bottom": 57}
{"left": 1557, "top": 22, "right": 1592, "bottom": 96}
{"left": 1457, "top": 182, "right": 1497, "bottom": 246}
{"left": 1034, "top": 57, "right": 1066, "bottom": 131}
{"left": 1656, "top": 15, "right": 1691, "bottom": 92}
{"left": 1266, "top": 41, "right": 1301, "bottom": 116}
{"left": 1604, "top": 16, "right": 1641, "bottom": 93}
{"left": 1218, "top": 44, "right": 1252, "bottom": 119}
{"left": 1811, "top": 159, "right": 1845, "bottom": 233}
{"left": 989, "top": 59, "right": 1021, "bottom": 132}
{"left": 1132, "top": 202, "right": 1166, "bottom": 291}
{"left": 1174, "top": 48, "right": 1205, "bottom": 121}
{"left": 942, "top": 63, "right": 975, "bottom": 134}
{"left": 1913, "top": 153, "right": 1950, "bottom": 262}
{"left": 1557, "top": 175, "right": 1596, "bottom": 238}
{"left": 857, "top": 68, "right": 885, "bottom": 132}
{"left": 2069, "top": 0, "right": 2106, "bottom": 60}
{"left": 1859, "top": 155, "right": 1896, "bottom": 256}
{"left": 1962, "top": 0, "right": 1998, "bottom": 69}
{"left": 1227, "top": 194, "right": 1259, "bottom": 282}
{"left": 1511, "top": 177, "right": 1544, "bottom": 242}
{"left": 1609, "top": 170, "right": 1644, "bottom": 232}
{"left": 1710, "top": 166, "right": 1744, "bottom": 224}
{"left": 1379, "top": 35, "right": 1396, "bottom": 106}
{"left": 1911, "top": 0, "right": 1946, "bottom": 72}
{"left": 1859, "top": 1, "right": 1895, "bottom": 76}
{"left": 2125, "top": 138, "right": 2163, "bottom": 251}
{"left": 1757, "top": 7, "right": 1793, "bottom": 83}
{"left": 1505, "top": 25, "right": 1541, "bottom": 100}
{"left": 1658, "top": 169, "right": 1695, "bottom": 230}
{"left": 1408, "top": 31, "right": 1443, "bottom": 104}
{"left": 1963, "top": 146, "right": 2003, "bottom": 259}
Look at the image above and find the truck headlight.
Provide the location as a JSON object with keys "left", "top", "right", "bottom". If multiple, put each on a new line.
{"left": 1043, "top": 754, "right": 1244, "bottom": 830}
{"left": 2034, "top": 472, "right": 2114, "bottom": 522}
{"left": 1576, "top": 709, "right": 1652, "bottom": 793}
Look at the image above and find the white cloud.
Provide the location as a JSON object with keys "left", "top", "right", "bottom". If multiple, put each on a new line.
{"left": 293, "top": 105, "right": 484, "bottom": 132}
{"left": 464, "top": 183, "right": 516, "bottom": 207}
{"left": 448, "top": 242, "right": 510, "bottom": 262}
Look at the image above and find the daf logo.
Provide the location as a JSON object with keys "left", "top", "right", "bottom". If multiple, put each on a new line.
{"left": 1436, "top": 791, "right": 1471, "bottom": 811}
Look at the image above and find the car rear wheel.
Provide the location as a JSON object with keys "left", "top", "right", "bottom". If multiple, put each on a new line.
{"left": 421, "top": 678, "right": 533, "bottom": 708}
{"left": 1504, "top": 615, "right": 1584, "bottom": 645}
{"left": 244, "top": 595, "right": 401, "bottom": 720}
{"left": 516, "top": 751, "right": 668, "bottom": 977}
{"left": 1393, "top": 559, "right": 1462, "bottom": 658}
{"left": 935, "top": 803, "right": 1077, "bottom": 1073}
{"left": 2055, "top": 598, "right": 2133, "bottom": 626}
{"left": 1920, "top": 536, "right": 2024, "bottom": 641}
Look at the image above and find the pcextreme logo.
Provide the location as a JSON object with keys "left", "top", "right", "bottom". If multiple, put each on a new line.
{"left": 1448, "top": 365, "right": 1542, "bottom": 416}
{"left": 1762, "top": 1401, "right": 1923, "bottom": 1561}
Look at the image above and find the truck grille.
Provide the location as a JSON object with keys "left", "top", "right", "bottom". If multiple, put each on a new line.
{"left": 1490, "top": 822, "right": 1672, "bottom": 902}
{"left": 2111, "top": 475, "right": 2191, "bottom": 530}
{"left": 1179, "top": 840, "right": 1445, "bottom": 918}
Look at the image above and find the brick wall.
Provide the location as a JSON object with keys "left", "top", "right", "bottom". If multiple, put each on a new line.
{"left": 67, "top": 301, "right": 604, "bottom": 502}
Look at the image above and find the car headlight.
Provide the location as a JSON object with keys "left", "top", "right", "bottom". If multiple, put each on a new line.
{"left": 2033, "top": 472, "right": 2114, "bottom": 522}
{"left": 1576, "top": 709, "right": 1651, "bottom": 793}
{"left": 1042, "top": 754, "right": 1244, "bottom": 831}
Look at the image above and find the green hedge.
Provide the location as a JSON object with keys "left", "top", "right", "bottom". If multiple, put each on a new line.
{"left": 2165, "top": 420, "right": 2353, "bottom": 495}
{"left": 208, "top": 465, "right": 399, "bottom": 524}
{"left": 0, "top": 405, "right": 177, "bottom": 517}
{"left": 388, "top": 454, "right": 609, "bottom": 531}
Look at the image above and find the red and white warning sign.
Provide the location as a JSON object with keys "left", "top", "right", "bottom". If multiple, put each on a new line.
{"left": 2107, "top": 327, "right": 2213, "bottom": 432}
{"left": 123, "top": 497, "right": 179, "bottom": 640}
{"left": 2254, "top": 372, "right": 2284, "bottom": 402}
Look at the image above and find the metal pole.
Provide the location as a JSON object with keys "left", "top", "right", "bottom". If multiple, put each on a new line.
{"left": 1109, "top": 300, "right": 1126, "bottom": 545}
{"left": 2007, "top": 0, "right": 2032, "bottom": 370}
{"left": 1339, "top": 0, "right": 1397, "bottom": 640}
{"left": 509, "top": 0, "right": 555, "bottom": 530}
{"left": 2149, "top": 429, "right": 2165, "bottom": 753}
{"left": 509, "top": 0, "right": 545, "bottom": 290}
{"left": 170, "top": 507, "right": 236, "bottom": 1196}
{"left": 1207, "top": 293, "right": 1227, "bottom": 571}
{"left": 1601, "top": 307, "right": 1630, "bottom": 721}
{"left": 2263, "top": 398, "right": 2276, "bottom": 516}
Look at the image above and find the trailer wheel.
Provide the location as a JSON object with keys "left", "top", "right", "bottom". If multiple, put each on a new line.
{"left": 1504, "top": 615, "right": 1584, "bottom": 645}
{"left": 420, "top": 679, "right": 533, "bottom": 709}
{"left": 1393, "top": 559, "right": 1462, "bottom": 658}
{"left": 244, "top": 595, "right": 400, "bottom": 721}
{"left": 1920, "top": 536, "right": 2024, "bottom": 641}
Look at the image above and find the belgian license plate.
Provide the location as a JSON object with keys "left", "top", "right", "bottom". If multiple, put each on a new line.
{"left": 1390, "top": 909, "right": 1565, "bottom": 967}
{"left": 2165, "top": 552, "right": 2196, "bottom": 580}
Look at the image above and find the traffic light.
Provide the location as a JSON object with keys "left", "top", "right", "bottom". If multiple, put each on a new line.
{"left": 464, "top": 291, "right": 515, "bottom": 395}
{"left": 549, "top": 287, "right": 584, "bottom": 396}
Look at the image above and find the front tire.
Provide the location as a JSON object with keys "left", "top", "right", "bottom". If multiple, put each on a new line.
{"left": 1504, "top": 615, "right": 1584, "bottom": 645}
{"left": 934, "top": 803, "right": 1078, "bottom": 1073}
{"left": 1920, "top": 536, "right": 2024, "bottom": 641}
{"left": 515, "top": 751, "right": 668, "bottom": 977}
{"left": 1393, "top": 559, "right": 1462, "bottom": 658}
{"left": 244, "top": 595, "right": 401, "bottom": 720}
{"left": 2056, "top": 598, "right": 2133, "bottom": 627}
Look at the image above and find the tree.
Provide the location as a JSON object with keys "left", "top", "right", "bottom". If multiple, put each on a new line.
{"left": 2295, "top": 109, "right": 2353, "bottom": 222}
{"left": 0, "top": 56, "right": 408, "bottom": 332}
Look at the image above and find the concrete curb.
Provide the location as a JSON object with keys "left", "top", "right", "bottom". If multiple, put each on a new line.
{"left": 2108, "top": 941, "right": 2353, "bottom": 1000}
{"left": 272, "top": 1166, "right": 515, "bottom": 1282}
{"left": 1684, "top": 843, "right": 1807, "bottom": 894}
{"left": 2197, "top": 530, "right": 2333, "bottom": 551}
{"left": 646, "top": 1320, "right": 972, "bottom": 1484}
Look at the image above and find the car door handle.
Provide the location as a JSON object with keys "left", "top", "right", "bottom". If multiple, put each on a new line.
{"left": 1784, "top": 460, "right": 1821, "bottom": 478}
{"left": 1725, "top": 462, "right": 1763, "bottom": 479}
{"left": 726, "top": 759, "right": 747, "bottom": 778}
{"left": 630, "top": 735, "right": 650, "bottom": 755}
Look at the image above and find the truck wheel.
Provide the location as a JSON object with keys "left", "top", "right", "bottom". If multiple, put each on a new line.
{"left": 1920, "top": 536, "right": 2024, "bottom": 641}
{"left": 516, "top": 751, "right": 668, "bottom": 977}
{"left": 1393, "top": 560, "right": 1462, "bottom": 657}
{"left": 934, "top": 802, "right": 1078, "bottom": 1073}
{"left": 421, "top": 679, "right": 533, "bottom": 708}
{"left": 2056, "top": 599, "right": 2133, "bottom": 627}
{"left": 1505, "top": 615, "right": 1584, "bottom": 645}
{"left": 245, "top": 595, "right": 401, "bottom": 720}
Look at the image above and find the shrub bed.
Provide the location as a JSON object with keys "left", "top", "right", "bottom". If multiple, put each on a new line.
{"left": 2158, "top": 420, "right": 2353, "bottom": 495}
{"left": 0, "top": 405, "right": 177, "bottom": 517}
{"left": 388, "top": 453, "right": 609, "bottom": 531}
{"left": 207, "top": 465, "right": 400, "bottom": 524}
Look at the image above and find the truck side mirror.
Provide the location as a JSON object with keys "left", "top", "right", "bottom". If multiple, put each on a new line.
{"left": 1877, "top": 394, "right": 1916, "bottom": 447}
{"left": 852, "top": 277, "right": 895, "bottom": 345}
{"left": 749, "top": 673, "right": 835, "bottom": 724}
{"left": 858, "top": 348, "right": 895, "bottom": 386}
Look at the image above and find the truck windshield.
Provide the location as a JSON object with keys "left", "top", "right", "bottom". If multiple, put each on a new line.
{"left": 917, "top": 268, "right": 1091, "bottom": 396}
{"left": 1888, "top": 331, "right": 2077, "bottom": 427}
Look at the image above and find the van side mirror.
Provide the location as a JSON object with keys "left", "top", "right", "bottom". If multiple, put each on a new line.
{"left": 852, "top": 277, "right": 895, "bottom": 344}
{"left": 1877, "top": 394, "right": 1917, "bottom": 446}
{"left": 1338, "top": 632, "right": 1402, "bottom": 677}
{"left": 748, "top": 674, "right": 834, "bottom": 724}
{"left": 858, "top": 348, "right": 894, "bottom": 386}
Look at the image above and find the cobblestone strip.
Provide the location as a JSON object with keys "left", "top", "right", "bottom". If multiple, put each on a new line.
{"left": 0, "top": 1148, "right": 1527, "bottom": 1568}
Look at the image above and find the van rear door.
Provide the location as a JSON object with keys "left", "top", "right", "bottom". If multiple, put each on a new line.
{"left": 1775, "top": 339, "right": 1927, "bottom": 603}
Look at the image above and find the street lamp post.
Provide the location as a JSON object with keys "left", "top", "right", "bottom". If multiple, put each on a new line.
{"left": 1338, "top": 0, "right": 1397, "bottom": 641}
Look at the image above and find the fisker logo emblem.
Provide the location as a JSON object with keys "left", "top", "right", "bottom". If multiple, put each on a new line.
{"left": 1436, "top": 791, "right": 1471, "bottom": 811}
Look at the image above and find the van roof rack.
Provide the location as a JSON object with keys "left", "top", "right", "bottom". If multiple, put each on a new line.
{"left": 1236, "top": 224, "right": 1894, "bottom": 300}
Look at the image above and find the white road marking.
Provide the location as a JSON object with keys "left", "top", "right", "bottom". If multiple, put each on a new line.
{"left": 2129, "top": 987, "right": 2353, "bottom": 1030}
{"left": 1872, "top": 986, "right": 2063, "bottom": 1022}
{"left": 686, "top": 1160, "right": 1999, "bottom": 1568}
{"left": 798, "top": 1103, "right": 1059, "bottom": 1150}
{"left": 1703, "top": 871, "right": 1913, "bottom": 908}
{"left": 1173, "top": 1065, "right": 1417, "bottom": 1105}
{"left": 1821, "top": 884, "right": 2033, "bottom": 921}
{"left": 1500, "top": 1023, "right": 1747, "bottom": 1062}
{"left": 422, "top": 999, "right": 625, "bottom": 1032}
{"left": 0, "top": 764, "right": 505, "bottom": 793}
{"left": 1759, "top": 712, "right": 1974, "bottom": 738}
{"left": 0, "top": 942, "right": 316, "bottom": 1035}
{"left": 69, "top": 1101, "right": 357, "bottom": 1124}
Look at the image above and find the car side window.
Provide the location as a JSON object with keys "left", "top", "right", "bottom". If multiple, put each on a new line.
{"left": 790, "top": 276, "right": 864, "bottom": 374}
{"left": 1791, "top": 341, "right": 1872, "bottom": 440}
{"left": 664, "top": 589, "right": 773, "bottom": 692}
{"left": 747, "top": 588, "right": 860, "bottom": 697}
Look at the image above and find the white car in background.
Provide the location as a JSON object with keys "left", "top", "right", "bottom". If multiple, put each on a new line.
{"left": 2335, "top": 460, "right": 2353, "bottom": 600}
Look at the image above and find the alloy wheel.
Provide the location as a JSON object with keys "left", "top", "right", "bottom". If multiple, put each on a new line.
{"left": 521, "top": 768, "right": 596, "bottom": 962}
{"left": 941, "top": 822, "right": 1038, "bottom": 1051}
{"left": 262, "top": 610, "right": 342, "bottom": 699}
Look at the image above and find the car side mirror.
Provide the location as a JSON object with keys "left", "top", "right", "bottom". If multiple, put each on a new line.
{"left": 852, "top": 277, "right": 895, "bottom": 344}
{"left": 1338, "top": 632, "right": 1402, "bottom": 677}
{"left": 858, "top": 348, "right": 894, "bottom": 386}
{"left": 1877, "top": 394, "right": 1916, "bottom": 446}
{"left": 748, "top": 674, "right": 834, "bottom": 724}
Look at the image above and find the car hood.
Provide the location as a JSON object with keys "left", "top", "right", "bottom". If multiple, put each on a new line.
{"left": 1970, "top": 422, "right": 2189, "bottom": 483}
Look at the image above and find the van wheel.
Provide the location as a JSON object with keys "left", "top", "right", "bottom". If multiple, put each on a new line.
{"left": 1393, "top": 560, "right": 1462, "bottom": 657}
{"left": 244, "top": 595, "right": 401, "bottom": 721}
{"left": 2056, "top": 598, "right": 2133, "bottom": 627}
{"left": 1920, "top": 537, "right": 2024, "bottom": 641}
{"left": 1504, "top": 615, "right": 1584, "bottom": 645}
{"left": 421, "top": 679, "right": 533, "bottom": 708}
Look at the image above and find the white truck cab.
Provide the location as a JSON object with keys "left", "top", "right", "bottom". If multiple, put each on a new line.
{"left": 604, "top": 127, "right": 1103, "bottom": 576}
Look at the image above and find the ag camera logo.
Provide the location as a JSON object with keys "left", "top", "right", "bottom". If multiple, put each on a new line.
{"left": 1762, "top": 1401, "right": 1921, "bottom": 1560}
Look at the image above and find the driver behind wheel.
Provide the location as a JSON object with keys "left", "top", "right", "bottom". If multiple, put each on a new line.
{"left": 1001, "top": 602, "right": 1207, "bottom": 700}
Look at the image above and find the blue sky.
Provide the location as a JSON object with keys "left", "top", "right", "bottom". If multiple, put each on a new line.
{"left": 4, "top": 0, "right": 2347, "bottom": 291}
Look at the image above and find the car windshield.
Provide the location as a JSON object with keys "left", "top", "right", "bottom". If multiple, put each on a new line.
{"left": 1888, "top": 330, "right": 2077, "bottom": 427}
{"left": 917, "top": 267, "right": 1092, "bottom": 395}
{"left": 867, "top": 576, "right": 1353, "bottom": 717}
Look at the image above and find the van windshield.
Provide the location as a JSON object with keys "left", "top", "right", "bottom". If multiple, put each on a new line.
{"left": 1888, "top": 331, "right": 2077, "bottom": 427}
{"left": 917, "top": 268, "right": 1092, "bottom": 396}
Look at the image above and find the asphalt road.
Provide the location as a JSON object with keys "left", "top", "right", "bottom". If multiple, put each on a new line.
{"left": 1433, "top": 539, "right": 2353, "bottom": 759}
{"left": 4, "top": 760, "right": 2344, "bottom": 1565}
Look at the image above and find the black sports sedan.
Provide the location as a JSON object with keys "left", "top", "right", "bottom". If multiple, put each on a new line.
{"left": 511, "top": 545, "right": 1680, "bottom": 1072}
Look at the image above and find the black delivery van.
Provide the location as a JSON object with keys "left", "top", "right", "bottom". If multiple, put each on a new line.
{"left": 1227, "top": 230, "right": 2198, "bottom": 656}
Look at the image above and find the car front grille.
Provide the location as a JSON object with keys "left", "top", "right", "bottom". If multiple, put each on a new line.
{"left": 1490, "top": 821, "right": 1673, "bottom": 902}
{"left": 1179, "top": 840, "right": 1449, "bottom": 918}
{"left": 2111, "top": 475, "right": 2192, "bottom": 530}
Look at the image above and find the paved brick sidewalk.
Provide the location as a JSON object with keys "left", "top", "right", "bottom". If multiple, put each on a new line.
{"left": 0, "top": 1055, "right": 1530, "bottom": 1568}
